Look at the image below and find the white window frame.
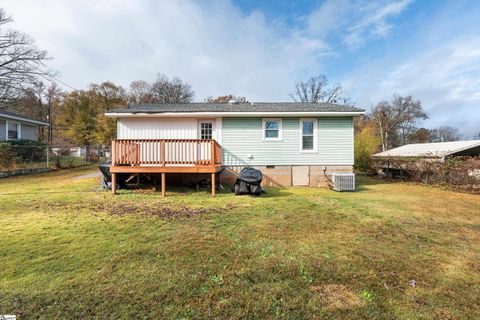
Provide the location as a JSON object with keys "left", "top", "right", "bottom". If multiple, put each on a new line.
{"left": 262, "top": 118, "right": 282, "bottom": 141}
{"left": 6, "top": 120, "right": 21, "bottom": 141}
{"left": 197, "top": 119, "right": 215, "bottom": 140}
{"left": 299, "top": 118, "right": 317, "bottom": 153}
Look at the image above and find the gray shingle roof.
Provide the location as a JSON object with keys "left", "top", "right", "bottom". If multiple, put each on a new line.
{"left": 0, "top": 110, "right": 49, "bottom": 126}
{"left": 107, "top": 102, "right": 364, "bottom": 114}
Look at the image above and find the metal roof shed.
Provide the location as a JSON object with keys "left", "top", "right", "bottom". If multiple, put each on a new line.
{"left": 373, "top": 140, "right": 480, "bottom": 161}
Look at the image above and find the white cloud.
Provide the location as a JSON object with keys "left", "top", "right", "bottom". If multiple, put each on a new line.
{"left": 13, "top": 0, "right": 475, "bottom": 137}
{"left": 305, "top": 0, "right": 412, "bottom": 48}
{"left": 1, "top": 0, "right": 332, "bottom": 101}
{"left": 345, "top": 0, "right": 412, "bottom": 45}
{"left": 345, "top": 33, "right": 480, "bottom": 137}
{"left": 306, "top": 0, "right": 351, "bottom": 36}
{"left": 1, "top": 0, "right": 410, "bottom": 101}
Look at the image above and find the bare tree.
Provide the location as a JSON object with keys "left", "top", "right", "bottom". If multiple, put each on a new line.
{"left": 0, "top": 9, "right": 54, "bottom": 104}
{"left": 205, "top": 94, "right": 247, "bottom": 103}
{"left": 392, "top": 95, "right": 428, "bottom": 145}
{"left": 371, "top": 101, "right": 396, "bottom": 152}
{"left": 128, "top": 80, "right": 153, "bottom": 104}
{"left": 430, "top": 126, "right": 460, "bottom": 142}
{"left": 150, "top": 74, "right": 194, "bottom": 103}
{"left": 371, "top": 94, "right": 429, "bottom": 151}
{"left": 289, "top": 74, "right": 345, "bottom": 103}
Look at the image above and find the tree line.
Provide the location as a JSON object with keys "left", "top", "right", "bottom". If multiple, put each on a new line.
{"left": 0, "top": 7, "right": 471, "bottom": 160}
{"left": 354, "top": 94, "right": 463, "bottom": 171}
{"left": 4, "top": 77, "right": 196, "bottom": 151}
{"left": 288, "top": 75, "right": 467, "bottom": 171}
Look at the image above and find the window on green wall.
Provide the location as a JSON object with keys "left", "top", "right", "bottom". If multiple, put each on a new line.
{"left": 300, "top": 119, "right": 317, "bottom": 152}
{"left": 262, "top": 118, "right": 282, "bottom": 141}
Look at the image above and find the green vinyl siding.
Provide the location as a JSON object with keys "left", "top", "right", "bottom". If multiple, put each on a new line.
{"left": 221, "top": 117, "right": 353, "bottom": 166}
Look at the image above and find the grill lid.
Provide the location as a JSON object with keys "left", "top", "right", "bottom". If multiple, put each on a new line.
{"left": 238, "top": 167, "right": 263, "bottom": 184}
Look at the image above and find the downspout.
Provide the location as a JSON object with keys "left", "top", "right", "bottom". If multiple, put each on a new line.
{"left": 323, "top": 166, "right": 334, "bottom": 190}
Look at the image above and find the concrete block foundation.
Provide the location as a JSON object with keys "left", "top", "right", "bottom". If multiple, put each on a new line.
{"left": 220, "top": 165, "right": 353, "bottom": 188}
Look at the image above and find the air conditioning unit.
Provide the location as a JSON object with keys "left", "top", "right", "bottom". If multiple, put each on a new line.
{"left": 332, "top": 173, "right": 355, "bottom": 192}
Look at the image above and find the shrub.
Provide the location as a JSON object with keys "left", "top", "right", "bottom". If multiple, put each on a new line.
{"left": 0, "top": 140, "right": 49, "bottom": 170}
{"left": 354, "top": 125, "right": 381, "bottom": 172}
{"left": 3, "top": 140, "right": 47, "bottom": 163}
{"left": 0, "top": 143, "right": 17, "bottom": 169}
{"left": 372, "top": 156, "right": 480, "bottom": 194}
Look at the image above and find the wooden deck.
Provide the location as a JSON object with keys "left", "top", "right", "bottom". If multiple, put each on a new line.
{"left": 110, "top": 139, "right": 223, "bottom": 196}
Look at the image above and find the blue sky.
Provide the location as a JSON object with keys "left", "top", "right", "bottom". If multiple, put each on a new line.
{"left": 2, "top": 0, "right": 480, "bottom": 137}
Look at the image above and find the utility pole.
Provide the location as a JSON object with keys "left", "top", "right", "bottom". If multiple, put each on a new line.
{"left": 47, "top": 98, "right": 52, "bottom": 144}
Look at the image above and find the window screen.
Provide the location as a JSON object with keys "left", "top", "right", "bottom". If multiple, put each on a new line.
{"left": 302, "top": 120, "right": 314, "bottom": 150}
{"left": 265, "top": 120, "right": 279, "bottom": 138}
{"left": 8, "top": 122, "right": 18, "bottom": 140}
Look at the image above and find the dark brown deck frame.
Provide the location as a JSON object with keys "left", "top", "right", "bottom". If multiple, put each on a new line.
{"left": 110, "top": 139, "right": 222, "bottom": 196}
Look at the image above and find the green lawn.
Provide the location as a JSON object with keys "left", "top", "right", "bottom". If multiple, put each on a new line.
{"left": 0, "top": 167, "right": 479, "bottom": 319}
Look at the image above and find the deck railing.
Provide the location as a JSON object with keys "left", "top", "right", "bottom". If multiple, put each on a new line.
{"left": 111, "top": 139, "right": 222, "bottom": 167}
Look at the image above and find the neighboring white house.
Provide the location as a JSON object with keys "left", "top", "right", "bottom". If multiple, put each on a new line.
{"left": 106, "top": 102, "right": 364, "bottom": 188}
{"left": 0, "top": 110, "right": 49, "bottom": 141}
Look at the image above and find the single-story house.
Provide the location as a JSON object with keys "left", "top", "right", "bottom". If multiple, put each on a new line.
{"left": 373, "top": 140, "right": 480, "bottom": 161}
{"left": 0, "top": 110, "right": 49, "bottom": 141}
{"left": 105, "top": 102, "right": 365, "bottom": 195}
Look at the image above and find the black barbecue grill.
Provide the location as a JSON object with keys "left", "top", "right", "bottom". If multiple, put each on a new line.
{"left": 98, "top": 161, "right": 128, "bottom": 189}
{"left": 232, "top": 167, "right": 263, "bottom": 196}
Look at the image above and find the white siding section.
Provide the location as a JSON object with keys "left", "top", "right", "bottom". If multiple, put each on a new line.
{"left": 117, "top": 118, "right": 198, "bottom": 139}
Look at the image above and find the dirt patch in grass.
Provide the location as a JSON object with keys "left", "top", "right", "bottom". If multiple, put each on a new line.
{"left": 102, "top": 202, "right": 221, "bottom": 218}
{"left": 310, "top": 284, "right": 364, "bottom": 311}
{"left": 37, "top": 200, "right": 236, "bottom": 219}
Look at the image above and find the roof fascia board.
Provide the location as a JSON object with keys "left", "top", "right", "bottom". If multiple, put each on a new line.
{"left": 444, "top": 141, "right": 480, "bottom": 156}
{"left": 0, "top": 114, "right": 49, "bottom": 126}
{"left": 105, "top": 111, "right": 365, "bottom": 118}
{"left": 373, "top": 141, "right": 480, "bottom": 158}
{"left": 373, "top": 155, "right": 442, "bottom": 159}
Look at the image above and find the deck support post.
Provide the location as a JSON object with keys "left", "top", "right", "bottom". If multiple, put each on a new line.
{"left": 161, "top": 173, "right": 166, "bottom": 196}
{"left": 211, "top": 173, "right": 216, "bottom": 197}
{"left": 112, "top": 172, "right": 117, "bottom": 195}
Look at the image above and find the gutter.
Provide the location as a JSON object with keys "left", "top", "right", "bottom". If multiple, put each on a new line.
{"left": 105, "top": 111, "right": 365, "bottom": 118}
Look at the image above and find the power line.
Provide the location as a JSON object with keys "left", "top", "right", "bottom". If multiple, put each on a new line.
{"left": 3, "top": 48, "right": 77, "bottom": 91}
{"left": 37, "top": 71, "right": 77, "bottom": 91}
{"left": 22, "top": 59, "right": 77, "bottom": 91}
